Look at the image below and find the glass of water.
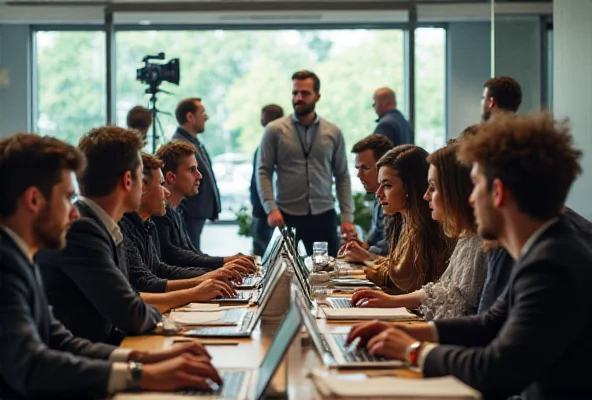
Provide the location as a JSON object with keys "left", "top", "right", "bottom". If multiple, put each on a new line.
{"left": 312, "top": 241, "right": 329, "bottom": 269}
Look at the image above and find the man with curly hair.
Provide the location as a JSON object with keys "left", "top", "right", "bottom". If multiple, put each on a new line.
{"left": 346, "top": 113, "right": 592, "bottom": 399}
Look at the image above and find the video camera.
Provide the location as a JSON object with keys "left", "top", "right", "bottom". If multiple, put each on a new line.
{"left": 136, "top": 52, "right": 180, "bottom": 92}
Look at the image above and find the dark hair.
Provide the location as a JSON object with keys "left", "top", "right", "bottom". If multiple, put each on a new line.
{"left": 376, "top": 145, "right": 454, "bottom": 291}
{"left": 141, "top": 152, "right": 164, "bottom": 182}
{"left": 155, "top": 141, "right": 196, "bottom": 176}
{"left": 175, "top": 97, "right": 202, "bottom": 125}
{"left": 458, "top": 112, "right": 582, "bottom": 220}
{"left": 351, "top": 134, "right": 394, "bottom": 161}
{"left": 292, "top": 70, "right": 320, "bottom": 93}
{"left": 456, "top": 124, "right": 479, "bottom": 141}
{"left": 261, "top": 104, "right": 284, "bottom": 123}
{"left": 126, "top": 106, "right": 153, "bottom": 131}
{"left": 427, "top": 142, "right": 476, "bottom": 237}
{"left": 484, "top": 76, "right": 522, "bottom": 113}
{"left": 78, "top": 126, "right": 143, "bottom": 197}
{"left": 0, "top": 133, "right": 85, "bottom": 218}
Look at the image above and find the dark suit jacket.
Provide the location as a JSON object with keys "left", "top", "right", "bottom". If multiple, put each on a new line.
{"left": 0, "top": 229, "right": 115, "bottom": 399}
{"left": 36, "top": 201, "right": 161, "bottom": 345}
{"left": 172, "top": 127, "right": 221, "bottom": 220}
{"left": 152, "top": 202, "right": 224, "bottom": 269}
{"left": 424, "top": 217, "right": 592, "bottom": 399}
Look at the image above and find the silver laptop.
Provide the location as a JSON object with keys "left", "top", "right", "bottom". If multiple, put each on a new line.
{"left": 234, "top": 229, "right": 283, "bottom": 290}
{"left": 293, "top": 286, "right": 404, "bottom": 369}
{"left": 116, "top": 302, "right": 303, "bottom": 400}
{"left": 185, "top": 260, "right": 286, "bottom": 338}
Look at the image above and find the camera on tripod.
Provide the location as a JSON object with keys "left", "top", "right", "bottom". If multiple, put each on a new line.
{"left": 136, "top": 52, "right": 180, "bottom": 92}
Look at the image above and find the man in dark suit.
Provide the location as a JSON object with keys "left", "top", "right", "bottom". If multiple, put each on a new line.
{"left": 250, "top": 104, "right": 284, "bottom": 255}
{"left": 346, "top": 113, "right": 592, "bottom": 399}
{"left": 172, "top": 97, "right": 220, "bottom": 252}
{"left": 37, "top": 126, "right": 231, "bottom": 345}
{"left": 372, "top": 87, "right": 411, "bottom": 146}
{"left": 0, "top": 133, "right": 221, "bottom": 399}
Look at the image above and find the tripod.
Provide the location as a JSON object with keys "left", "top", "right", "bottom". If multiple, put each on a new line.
{"left": 146, "top": 84, "right": 173, "bottom": 154}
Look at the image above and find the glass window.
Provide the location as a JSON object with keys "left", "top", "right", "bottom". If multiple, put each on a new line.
{"left": 35, "top": 31, "right": 106, "bottom": 144}
{"left": 415, "top": 27, "right": 447, "bottom": 152}
{"left": 116, "top": 29, "right": 405, "bottom": 220}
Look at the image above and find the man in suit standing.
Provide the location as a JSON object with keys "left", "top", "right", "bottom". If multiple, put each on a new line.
{"left": 172, "top": 98, "right": 220, "bottom": 252}
{"left": 372, "top": 87, "right": 411, "bottom": 146}
{"left": 346, "top": 113, "right": 592, "bottom": 399}
{"left": 250, "top": 104, "right": 284, "bottom": 255}
{"left": 0, "top": 133, "right": 221, "bottom": 399}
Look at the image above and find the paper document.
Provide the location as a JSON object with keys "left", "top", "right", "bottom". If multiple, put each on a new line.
{"left": 310, "top": 370, "right": 481, "bottom": 399}
{"left": 331, "top": 278, "right": 375, "bottom": 287}
{"left": 169, "top": 310, "right": 240, "bottom": 326}
{"left": 322, "top": 307, "right": 419, "bottom": 321}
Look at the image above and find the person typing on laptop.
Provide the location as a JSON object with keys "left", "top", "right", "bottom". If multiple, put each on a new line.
{"left": 346, "top": 113, "right": 592, "bottom": 399}
{"left": 0, "top": 133, "right": 222, "bottom": 399}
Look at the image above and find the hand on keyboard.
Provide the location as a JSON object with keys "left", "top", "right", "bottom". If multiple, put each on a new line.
{"left": 141, "top": 354, "right": 222, "bottom": 392}
{"left": 190, "top": 279, "right": 237, "bottom": 302}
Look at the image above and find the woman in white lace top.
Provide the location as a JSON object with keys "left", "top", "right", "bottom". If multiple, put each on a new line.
{"left": 350, "top": 141, "right": 487, "bottom": 320}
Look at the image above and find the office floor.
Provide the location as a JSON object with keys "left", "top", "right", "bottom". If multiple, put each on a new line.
{"left": 201, "top": 224, "right": 252, "bottom": 256}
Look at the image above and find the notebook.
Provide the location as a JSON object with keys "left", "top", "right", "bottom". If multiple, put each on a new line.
{"left": 322, "top": 307, "right": 420, "bottom": 321}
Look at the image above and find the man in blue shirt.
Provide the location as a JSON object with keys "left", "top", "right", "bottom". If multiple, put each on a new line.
{"left": 250, "top": 104, "right": 284, "bottom": 255}
{"left": 339, "top": 134, "right": 393, "bottom": 261}
{"left": 372, "top": 87, "right": 411, "bottom": 146}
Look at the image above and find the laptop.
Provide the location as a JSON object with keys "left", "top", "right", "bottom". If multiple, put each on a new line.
{"left": 185, "top": 260, "right": 287, "bottom": 338}
{"left": 234, "top": 229, "right": 283, "bottom": 290}
{"left": 115, "top": 301, "right": 303, "bottom": 400}
{"left": 293, "top": 287, "right": 404, "bottom": 369}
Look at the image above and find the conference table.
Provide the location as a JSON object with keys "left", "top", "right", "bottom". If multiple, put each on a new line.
{"left": 120, "top": 269, "right": 434, "bottom": 400}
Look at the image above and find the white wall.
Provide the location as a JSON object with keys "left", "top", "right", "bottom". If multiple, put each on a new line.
{"left": 446, "top": 18, "right": 542, "bottom": 139}
{"left": 0, "top": 24, "right": 31, "bottom": 137}
{"left": 554, "top": 0, "right": 592, "bottom": 219}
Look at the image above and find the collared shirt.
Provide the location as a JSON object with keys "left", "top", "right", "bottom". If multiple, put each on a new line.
{"left": 367, "top": 197, "right": 388, "bottom": 256}
{"left": 79, "top": 196, "right": 124, "bottom": 245}
{"left": 2, "top": 226, "right": 33, "bottom": 263}
{"left": 0, "top": 226, "right": 133, "bottom": 394}
{"left": 257, "top": 114, "right": 353, "bottom": 221}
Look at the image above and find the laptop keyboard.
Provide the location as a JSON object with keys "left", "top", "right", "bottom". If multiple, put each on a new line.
{"left": 221, "top": 308, "right": 246, "bottom": 323}
{"left": 329, "top": 297, "right": 352, "bottom": 309}
{"left": 214, "top": 292, "right": 252, "bottom": 301}
{"left": 332, "top": 334, "right": 385, "bottom": 363}
{"left": 177, "top": 370, "right": 246, "bottom": 398}
{"left": 188, "top": 310, "right": 255, "bottom": 336}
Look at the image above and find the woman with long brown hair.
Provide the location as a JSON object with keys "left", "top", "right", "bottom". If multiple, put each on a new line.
{"left": 364, "top": 145, "right": 454, "bottom": 294}
{"left": 352, "top": 141, "right": 487, "bottom": 319}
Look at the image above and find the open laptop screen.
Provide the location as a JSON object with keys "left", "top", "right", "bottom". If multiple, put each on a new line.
{"left": 254, "top": 303, "right": 303, "bottom": 400}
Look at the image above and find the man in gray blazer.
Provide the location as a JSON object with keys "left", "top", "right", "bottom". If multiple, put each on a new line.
{"left": 0, "top": 133, "right": 220, "bottom": 399}
{"left": 346, "top": 113, "right": 592, "bottom": 400}
{"left": 172, "top": 97, "right": 221, "bottom": 252}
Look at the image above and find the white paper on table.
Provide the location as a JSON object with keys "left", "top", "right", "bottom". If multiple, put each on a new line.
{"left": 309, "top": 370, "right": 481, "bottom": 399}
{"left": 177, "top": 303, "right": 220, "bottom": 311}
{"left": 322, "top": 307, "right": 418, "bottom": 321}
{"left": 169, "top": 310, "right": 238, "bottom": 326}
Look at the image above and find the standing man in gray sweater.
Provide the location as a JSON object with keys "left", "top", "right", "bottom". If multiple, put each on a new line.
{"left": 257, "top": 70, "right": 354, "bottom": 257}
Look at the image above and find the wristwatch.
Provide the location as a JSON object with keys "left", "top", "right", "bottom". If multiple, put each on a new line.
{"left": 406, "top": 341, "right": 422, "bottom": 367}
{"left": 128, "top": 361, "right": 143, "bottom": 390}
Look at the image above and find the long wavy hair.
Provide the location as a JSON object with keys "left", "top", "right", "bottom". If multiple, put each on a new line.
{"left": 426, "top": 141, "right": 477, "bottom": 238}
{"left": 376, "top": 145, "right": 455, "bottom": 292}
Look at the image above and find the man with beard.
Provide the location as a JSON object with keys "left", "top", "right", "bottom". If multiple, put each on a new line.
{"left": 339, "top": 134, "right": 393, "bottom": 262}
{"left": 0, "top": 133, "right": 222, "bottom": 399}
{"left": 480, "top": 76, "right": 522, "bottom": 121}
{"left": 37, "top": 127, "right": 233, "bottom": 344}
{"left": 345, "top": 113, "right": 592, "bottom": 399}
{"left": 257, "top": 70, "right": 354, "bottom": 257}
